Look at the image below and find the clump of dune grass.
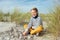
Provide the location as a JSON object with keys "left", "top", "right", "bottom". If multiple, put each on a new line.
{"left": 46, "top": 5, "right": 60, "bottom": 36}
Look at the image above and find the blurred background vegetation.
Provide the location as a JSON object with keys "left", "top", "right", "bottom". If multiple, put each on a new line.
{"left": 0, "top": 5, "right": 60, "bottom": 37}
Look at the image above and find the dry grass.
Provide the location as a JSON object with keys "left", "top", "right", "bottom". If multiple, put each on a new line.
{"left": 46, "top": 5, "right": 60, "bottom": 36}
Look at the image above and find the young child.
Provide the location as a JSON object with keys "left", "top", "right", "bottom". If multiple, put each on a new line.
{"left": 23, "top": 8, "right": 43, "bottom": 36}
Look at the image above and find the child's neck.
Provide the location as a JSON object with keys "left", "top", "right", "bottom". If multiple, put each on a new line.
{"left": 33, "top": 14, "right": 38, "bottom": 19}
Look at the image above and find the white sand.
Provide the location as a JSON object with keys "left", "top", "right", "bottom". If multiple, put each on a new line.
{"left": 0, "top": 22, "right": 16, "bottom": 32}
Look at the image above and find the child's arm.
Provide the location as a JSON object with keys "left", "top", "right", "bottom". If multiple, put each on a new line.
{"left": 40, "top": 18, "right": 43, "bottom": 26}
{"left": 25, "top": 17, "right": 33, "bottom": 33}
{"left": 28, "top": 17, "right": 33, "bottom": 29}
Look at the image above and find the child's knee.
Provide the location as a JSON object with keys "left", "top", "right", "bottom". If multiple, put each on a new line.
{"left": 24, "top": 24, "right": 28, "bottom": 29}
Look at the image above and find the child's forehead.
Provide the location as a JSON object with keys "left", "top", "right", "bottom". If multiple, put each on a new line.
{"left": 31, "top": 10, "right": 37, "bottom": 12}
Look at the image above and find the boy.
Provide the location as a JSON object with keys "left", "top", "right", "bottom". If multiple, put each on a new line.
{"left": 23, "top": 8, "right": 43, "bottom": 36}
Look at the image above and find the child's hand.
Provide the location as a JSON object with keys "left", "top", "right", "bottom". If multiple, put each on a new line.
{"left": 23, "top": 32, "right": 26, "bottom": 36}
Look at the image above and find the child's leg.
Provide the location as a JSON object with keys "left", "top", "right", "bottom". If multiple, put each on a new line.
{"left": 24, "top": 24, "right": 34, "bottom": 31}
{"left": 23, "top": 24, "right": 33, "bottom": 35}
{"left": 30, "top": 25, "right": 43, "bottom": 35}
{"left": 24, "top": 24, "right": 28, "bottom": 29}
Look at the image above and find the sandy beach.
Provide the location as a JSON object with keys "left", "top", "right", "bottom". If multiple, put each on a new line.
{"left": 0, "top": 22, "right": 59, "bottom": 40}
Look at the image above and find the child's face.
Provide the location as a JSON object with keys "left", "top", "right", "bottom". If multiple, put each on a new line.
{"left": 31, "top": 10, "right": 37, "bottom": 17}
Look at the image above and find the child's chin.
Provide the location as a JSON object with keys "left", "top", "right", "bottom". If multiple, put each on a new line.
{"left": 32, "top": 16, "right": 35, "bottom": 17}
